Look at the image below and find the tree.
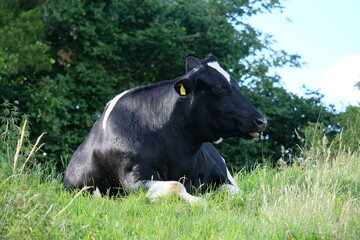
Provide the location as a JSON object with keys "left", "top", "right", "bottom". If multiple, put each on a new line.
{"left": 333, "top": 105, "right": 360, "bottom": 153}
{"left": 2, "top": 0, "right": 328, "bottom": 171}
{"left": 0, "top": 0, "right": 51, "bottom": 83}
{"left": 355, "top": 81, "right": 360, "bottom": 91}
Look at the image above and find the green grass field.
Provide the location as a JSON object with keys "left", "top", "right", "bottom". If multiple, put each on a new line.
{"left": 1, "top": 120, "right": 359, "bottom": 239}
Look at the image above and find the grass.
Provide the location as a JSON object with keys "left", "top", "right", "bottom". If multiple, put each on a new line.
{"left": 1, "top": 150, "right": 359, "bottom": 239}
{"left": 1, "top": 111, "right": 359, "bottom": 239}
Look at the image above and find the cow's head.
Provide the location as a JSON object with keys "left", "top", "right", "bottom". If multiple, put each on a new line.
{"left": 174, "top": 55, "right": 267, "bottom": 142}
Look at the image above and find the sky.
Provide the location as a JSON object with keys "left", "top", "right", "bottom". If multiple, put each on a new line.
{"left": 248, "top": 0, "right": 360, "bottom": 111}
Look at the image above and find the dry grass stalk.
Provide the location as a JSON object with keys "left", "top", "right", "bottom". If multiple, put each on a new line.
{"left": 337, "top": 197, "right": 358, "bottom": 237}
{"left": 19, "top": 132, "right": 46, "bottom": 174}
{"left": 13, "top": 119, "right": 27, "bottom": 173}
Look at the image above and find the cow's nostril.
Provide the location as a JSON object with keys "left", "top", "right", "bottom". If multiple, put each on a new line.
{"left": 254, "top": 117, "right": 267, "bottom": 130}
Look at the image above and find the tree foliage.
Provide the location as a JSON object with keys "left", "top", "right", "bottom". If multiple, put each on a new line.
{"left": 333, "top": 106, "right": 360, "bottom": 153}
{"left": 0, "top": 0, "right": 51, "bottom": 83}
{"left": 0, "top": 0, "right": 340, "bottom": 171}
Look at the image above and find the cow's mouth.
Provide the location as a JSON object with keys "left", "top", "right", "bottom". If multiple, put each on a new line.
{"left": 237, "top": 130, "right": 263, "bottom": 140}
{"left": 249, "top": 132, "right": 261, "bottom": 139}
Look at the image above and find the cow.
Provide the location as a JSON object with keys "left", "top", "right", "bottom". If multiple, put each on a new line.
{"left": 63, "top": 55, "right": 267, "bottom": 203}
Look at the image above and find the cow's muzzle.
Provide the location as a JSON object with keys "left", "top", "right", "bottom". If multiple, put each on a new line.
{"left": 254, "top": 117, "right": 267, "bottom": 132}
{"left": 248, "top": 117, "right": 267, "bottom": 139}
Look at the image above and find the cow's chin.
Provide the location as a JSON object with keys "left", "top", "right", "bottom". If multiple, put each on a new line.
{"left": 211, "top": 131, "right": 262, "bottom": 141}
{"left": 249, "top": 132, "right": 260, "bottom": 138}
{"left": 239, "top": 132, "right": 262, "bottom": 140}
{"left": 210, "top": 127, "right": 262, "bottom": 141}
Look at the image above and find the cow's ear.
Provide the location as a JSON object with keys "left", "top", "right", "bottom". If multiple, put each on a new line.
{"left": 185, "top": 56, "right": 201, "bottom": 73}
{"left": 174, "top": 78, "right": 194, "bottom": 96}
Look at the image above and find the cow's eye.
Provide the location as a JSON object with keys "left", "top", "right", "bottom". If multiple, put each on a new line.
{"left": 212, "top": 85, "right": 231, "bottom": 96}
{"left": 221, "top": 85, "right": 230, "bottom": 93}
{"left": 219, "top": 85, "right": 231, "bottom": 94}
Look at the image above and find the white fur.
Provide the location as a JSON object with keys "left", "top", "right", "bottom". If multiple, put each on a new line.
{"left": 222, "top": 157, "right": 241, "bottom": 193}
{"left": 220, "top": 184, "right": 242, "bottom": 194}
{"left": 93, "top": 187, "right": 102, "bottom": 198}
{"left": 102, "top": 90, "right": 129, "bottom": 130}
{"left": 214, "top": 137, "right": 223, "bottom": 144}
{"left": 207, "top": 61, "right": 231, "bottom": 83}
{"left": 146, "top": 181, "right": 202, "bottom": 204}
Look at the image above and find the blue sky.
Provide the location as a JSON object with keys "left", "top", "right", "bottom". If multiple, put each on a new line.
{"left": 248, "top": 0, "right": 360, "bottom": 111}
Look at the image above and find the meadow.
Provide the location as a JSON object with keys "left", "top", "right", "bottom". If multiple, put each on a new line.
{"left": 1, "top": 111, "right": 359, "bottom": 239}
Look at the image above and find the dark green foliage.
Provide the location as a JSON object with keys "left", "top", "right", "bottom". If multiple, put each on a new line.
{"left": 333, "top": 106, "right": 360, "bottom": 153}
{"left": 0, "top": 0, "right": 340, "bottom": 171}
{"left": 0, "top": 0, "right": 51, "bottom": 82}
{"left": 0, "top": 101, "right": 38, "bottom": 177}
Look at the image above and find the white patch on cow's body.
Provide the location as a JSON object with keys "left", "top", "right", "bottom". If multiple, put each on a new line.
{"left": 220, "top": 184, "right": 242, "bottom": 194}
{"left": 146, "top": 181, "right": 202, "bottom": 204}
{"left": 221, "top": 157, "right": 241, "bottom": 194}
{"left": 214, "top": 137, "right": 223, "bottom": 144}
{"left": 102, "top": 90, "right": 129, "bottom": 130}
{"left": 207, "top": 61, "right": 231, "bottom": 83}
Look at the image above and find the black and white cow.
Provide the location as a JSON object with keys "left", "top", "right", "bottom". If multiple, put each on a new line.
{"left": 63, "top": 55, "right": 267, "bottom": 203}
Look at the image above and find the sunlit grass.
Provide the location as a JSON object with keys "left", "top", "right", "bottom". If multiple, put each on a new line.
{"left": 1, "top": 148, "right": 358, "bottom": 239}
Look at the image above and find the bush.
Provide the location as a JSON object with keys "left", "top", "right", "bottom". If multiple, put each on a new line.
{"left": 0, "top": 101, "right": 46, "bottom": 177}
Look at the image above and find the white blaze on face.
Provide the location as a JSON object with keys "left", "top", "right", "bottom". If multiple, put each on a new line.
{"left": 207, "top": 61, "right": 231, "bottom": 83}
{"left": 102, "top": 90, "right": 129, "bottom": 130}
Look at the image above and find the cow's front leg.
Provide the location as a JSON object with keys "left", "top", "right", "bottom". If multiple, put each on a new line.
{"left": 144, "top": 181, "right": 202, "bottom": 204}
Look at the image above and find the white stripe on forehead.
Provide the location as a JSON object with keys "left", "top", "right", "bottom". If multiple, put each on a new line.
{"left": 102, "top": 90, "right": 129, "bottom": 130}
{"left": 207, "top": 61, "right": 231, "bottom": 83}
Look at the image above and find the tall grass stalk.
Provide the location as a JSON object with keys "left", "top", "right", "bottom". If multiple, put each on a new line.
{"left": 13, "top": 119, "right": 27, "bottom": 173}
{"left": 19, "top": 132, "right": 46, "bottom": 175}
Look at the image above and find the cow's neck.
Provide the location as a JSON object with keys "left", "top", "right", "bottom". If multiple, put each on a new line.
{"left": 125, "top": 83, "right": 179, "bottom": 132}
{"left": 124, "top": 82, "right": 205, "bottom": 154}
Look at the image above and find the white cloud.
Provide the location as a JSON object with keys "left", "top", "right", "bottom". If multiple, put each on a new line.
{"left": 320, "top": 54, "right": 360, "bottom": 111}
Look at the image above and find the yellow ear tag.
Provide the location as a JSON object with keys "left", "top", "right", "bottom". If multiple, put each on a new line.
{"left": 179, "top": 83, "right": 186, "bottom": 96}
